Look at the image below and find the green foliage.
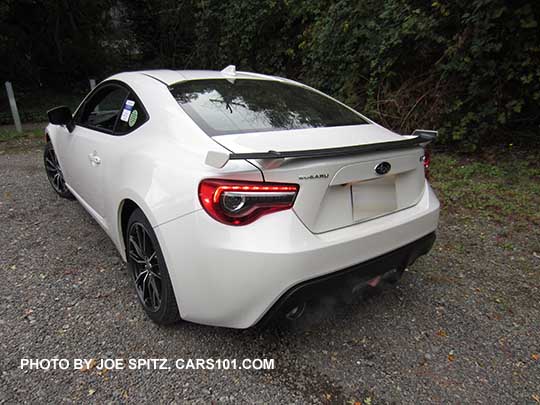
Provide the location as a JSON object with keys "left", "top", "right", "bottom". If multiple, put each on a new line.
{"left": 1, "top": 0, "right": 539, "bottom": 149}
{"left": 430, "top": 149, "right": 540, "bottom": 226}
{"left": 295, "top": 0, "right": 540, "bottom": 148}
{"left": 124, "top": 0, "right": 539, "bottom": 149}
{"left": 0, "top": 127, "right": 42, "bottom": 142}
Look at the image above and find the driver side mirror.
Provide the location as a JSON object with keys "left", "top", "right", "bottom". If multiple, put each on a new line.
{"left": 47, "top": 106, "right": 75, "bottom": 132}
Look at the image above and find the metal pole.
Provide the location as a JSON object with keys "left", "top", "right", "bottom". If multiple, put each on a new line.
{"left": 89, "top": 79, "right": 98, "bottom": 111}
{"left": 5, "top": 81, "right": 22, "bottom": 133}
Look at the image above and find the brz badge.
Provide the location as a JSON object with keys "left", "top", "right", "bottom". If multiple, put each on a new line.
{"left": 375, "top": 162, "right": 391, "bottom": 175}
{"left": 298, "top": 173, "right": 329, "bottom": 180}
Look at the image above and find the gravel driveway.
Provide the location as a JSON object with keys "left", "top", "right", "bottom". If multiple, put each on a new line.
{"left": 1, "top": 141, "right": 539, "bottom": 403}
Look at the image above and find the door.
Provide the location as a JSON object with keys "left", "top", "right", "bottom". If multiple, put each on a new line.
{"left": 62, "top": 85, "right": 130, "bottom": 223}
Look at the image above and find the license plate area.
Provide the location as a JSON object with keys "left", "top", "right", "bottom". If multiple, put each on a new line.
{"left": 352, "top": 175, "right": 397, "bottom": 222}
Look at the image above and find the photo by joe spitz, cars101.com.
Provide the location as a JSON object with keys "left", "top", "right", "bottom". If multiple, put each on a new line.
{"left": 44, "top": 65, "right": 440, "bottom": 328}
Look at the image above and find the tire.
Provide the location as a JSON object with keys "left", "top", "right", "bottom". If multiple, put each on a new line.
{"left": 43, "top": 142, "right": 74, "bottom": 199}
{"left": 126, "top": 208, "right": 180, "bottom": 324}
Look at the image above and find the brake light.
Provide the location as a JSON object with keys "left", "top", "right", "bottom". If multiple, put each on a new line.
{"left": 199, "top": 179, "right": 299, "bottom": 225}
{"left": 422, "top": 148, "right": 431, "bottom": 179}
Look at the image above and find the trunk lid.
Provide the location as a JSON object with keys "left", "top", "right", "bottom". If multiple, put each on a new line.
{"left": 212, "top": 124, "right": 408, "bottom": 154}
{"left": 212, "top": 124, "right": 427, "bottom": 233}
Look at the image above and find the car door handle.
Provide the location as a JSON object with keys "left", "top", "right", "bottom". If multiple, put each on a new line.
{"left": 88, "top": 153, "right": 101, "bottom": 165}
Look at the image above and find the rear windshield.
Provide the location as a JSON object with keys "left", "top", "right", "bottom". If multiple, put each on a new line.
{"left": 169, "top": 79, "right": 368, "bottom": 136}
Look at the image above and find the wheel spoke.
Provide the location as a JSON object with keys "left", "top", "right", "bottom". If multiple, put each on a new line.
{"left": 45, "top": 147, "right": 67, "bottom": 194}
{"left": 45, "top": 158, "right": 57, "bottom": 172}
{"left": 128, "top": 236, "right": 146, "bottom": 262}
{"left": 134, "top": 269, "right": 148, "bottom": 286}
{"left": 129, "top": 234, "right": 145, "bottom": 260}
{"left": 129, "top": 250, "right": 145, "bottom": 264}
{"left": 135, "top": 225, "right": 145, "bottom": 256}
{"left": 128, "top": 222, "right": 162, "bottom": 312}
{"left": 148, "top": 278, "right": 156, "bottom": 308}
{"left": 149, "top": 276, "right": 161, "bottom": 308}
{"left": 142, "top": 230, "right": 148, "bottom": 256}
{"left": 53, "top": 173, "right": 61, "bottom": 190}
{"left": 142, "top": 272, "right": 150, "bottom": 303}
{"left": 57, "top": 173, "right": 65, "bottom": 191}
{"left": 58, "top": 178, "right": 66, "bottom": 192}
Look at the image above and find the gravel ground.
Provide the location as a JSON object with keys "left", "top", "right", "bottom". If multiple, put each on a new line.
{"left": 1, "top": 141, "right": 539, "bottom": 404}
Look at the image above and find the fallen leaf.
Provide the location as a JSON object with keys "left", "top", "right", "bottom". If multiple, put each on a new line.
{"left": 436, "top": 329, "right": 448, "bottom": 337}
{"left": 97, "top": 368, "right": 110, "bottom": 376}
{"left": 532, "top": 354, "right": 540, "bottom": 361}
{"left": 448, "top": 353, "right": 455, "bottom": 362}
{"left": 364, "top": 397, "right": 372, "bottom": 405}
{"left": 81, "top": 358, "right": 97, "bottom": 372}
{"left": 532, "top": 394, "right": 540, "bottom": 403}
{"left": 88, "top": 389, "right": 96, "bottom": 396}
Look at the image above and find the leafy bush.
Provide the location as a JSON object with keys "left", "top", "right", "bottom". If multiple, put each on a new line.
{"left": 129, "top": 0, "right": 539, "bottom": 149}
{"left": 2, "top": 0, "right": 539, "bottom": 149}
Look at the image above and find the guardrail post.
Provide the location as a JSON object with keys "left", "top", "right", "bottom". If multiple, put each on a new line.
{"left": 5, "top": 81, "right": 22, "bottom": 133}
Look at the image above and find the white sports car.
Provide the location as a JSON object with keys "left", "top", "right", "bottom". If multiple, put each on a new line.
{"left": 44, "top": 66, "right": 440, "bottom": 328}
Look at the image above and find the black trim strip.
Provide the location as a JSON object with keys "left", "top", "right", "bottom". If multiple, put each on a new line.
{"left": 141, "top": 73, "right": 170, "bottom": 87}
{"left": 73, "top": 80, "right": 150, "bottom": 137}
{"left": 228, "top": 134, "right": 431, "bottom": 161}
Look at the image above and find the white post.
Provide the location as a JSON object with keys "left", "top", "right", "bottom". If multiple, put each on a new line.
{"left": 89, "top": 79, "right": 98, "bottom": 111}
{"left": 5, "top": 81, "right": 22, "bottom": 133}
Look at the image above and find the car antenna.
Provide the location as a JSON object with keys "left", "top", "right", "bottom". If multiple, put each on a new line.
{"left": 221, "top": 65, "right": 236, "bottom": 83}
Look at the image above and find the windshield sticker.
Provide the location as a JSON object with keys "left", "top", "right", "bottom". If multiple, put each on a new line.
{"left": 120, "top": 99, "right": 135, "bottom": 122}
{"left": 128, "top": 109, "right": 138, "bottom": 127}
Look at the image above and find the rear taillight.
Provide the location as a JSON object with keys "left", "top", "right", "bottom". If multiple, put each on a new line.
{"left": 422, "top": 148, "right": 431, "bottom": 179}
{"left": 198, "top": 179, "right": 299, "bottom": 226}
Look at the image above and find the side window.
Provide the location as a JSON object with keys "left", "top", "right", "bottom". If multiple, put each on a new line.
{"left": 77, "top": 86, "right": 129, "bottom": 132}
{"left": 114, "top": 93, "right": 148, "bottom": 134}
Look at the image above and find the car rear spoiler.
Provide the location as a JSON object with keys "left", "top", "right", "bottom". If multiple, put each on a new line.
{"left": 205, "top": 129, "right": 437, "bottom": 168}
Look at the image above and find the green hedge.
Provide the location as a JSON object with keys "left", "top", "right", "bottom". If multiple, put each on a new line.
{"left": 127, "top": 0, "right": 540, "bottom": 149}
{"left": 2, "top": 0, "right": 539, "bottom": 149}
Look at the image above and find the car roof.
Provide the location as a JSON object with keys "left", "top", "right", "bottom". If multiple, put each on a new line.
{"left": 119, "top": 68, "right": 282, "bottom": 87}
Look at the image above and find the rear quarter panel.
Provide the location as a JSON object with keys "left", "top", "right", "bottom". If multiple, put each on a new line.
{"left": 99, "top": 73, "right": 264, "bottom": 257}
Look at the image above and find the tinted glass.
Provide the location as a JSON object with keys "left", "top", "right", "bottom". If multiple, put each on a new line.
{"left": 115, "top": 94, "right": 148, "bottom": 134}
{"left": 78, "top": 86, "right": 128, "bottom": 132}
{"left": 170, "top": 79, "right": 367, "bottom": 136}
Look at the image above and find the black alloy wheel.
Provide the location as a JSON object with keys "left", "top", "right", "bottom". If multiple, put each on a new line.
{"left": 126, "top": 209, "right": 180, "bottom": 324}
{"left": 128, "top": 222, "right": 162, "bottom": 312}
{"left": 44, "top": 142, "right": 74, "bottom": 199}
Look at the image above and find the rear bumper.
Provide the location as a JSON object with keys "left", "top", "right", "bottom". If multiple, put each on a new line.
{"left": 257, "top": 232, "right": 436, "bottom": 327}
{"left": 154, "top": 182, "right": 439, "bottom": 329}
